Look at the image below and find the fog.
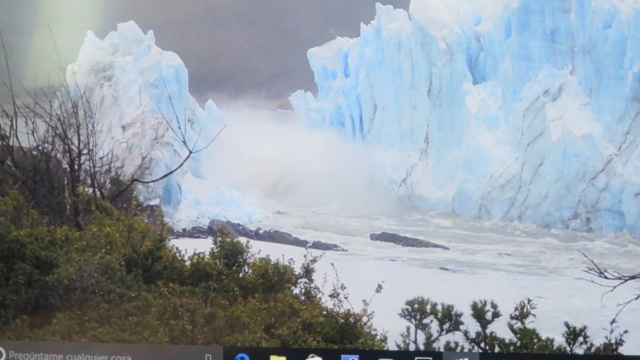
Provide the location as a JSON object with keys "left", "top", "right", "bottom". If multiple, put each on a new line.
{"left": 199, "top": 103, "right": 399, "bottom": 216}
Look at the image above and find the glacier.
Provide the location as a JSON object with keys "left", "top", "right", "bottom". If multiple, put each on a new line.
{"left": 65, "top": 21, "right": 264, "bottom": 227}
{"left": 291, "top": 0, "right": 640, "bottom": 236}
{"left": 57, "top": 14, "right": 640, "bottom": 350}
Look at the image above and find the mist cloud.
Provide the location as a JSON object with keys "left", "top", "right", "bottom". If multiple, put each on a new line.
{"left": 200, "top": 104, "right": 397, "bottom": 216}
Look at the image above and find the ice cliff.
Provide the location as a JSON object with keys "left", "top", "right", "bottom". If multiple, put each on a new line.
{"left": 290, "top": 0, "right": 640, "bottom": 236}
{"left": 66, "top": 21, "right": 263, "bottom": 227}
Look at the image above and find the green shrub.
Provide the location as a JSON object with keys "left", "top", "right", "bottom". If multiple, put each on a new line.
{"left": 398, "top": 296, "right": 627, "bottom": 354}
{"left": 0, "top": 192, "right": 385, "bottom": 349}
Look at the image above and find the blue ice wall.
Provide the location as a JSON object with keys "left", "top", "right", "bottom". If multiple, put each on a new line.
{"left": 291, "top": 1, "right": 640, "bottom": 236}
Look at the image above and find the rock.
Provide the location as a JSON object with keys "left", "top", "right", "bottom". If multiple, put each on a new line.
{"left": 209, "top": 220, "right": 257, "bottom": 239}
{"left": 170, "top": 219, "right": 347, "bottom": 251}
{"left": 256, "top": 229, "right": 309, "bottom": 247}
{"left": 170, "top": 225, "right": 210, "bottom": 239}
{"left": 369, "top": 231, "right": 450, "bottom": 250}
{"left": 311, "top": 241, "right": 347, "bottom": 252}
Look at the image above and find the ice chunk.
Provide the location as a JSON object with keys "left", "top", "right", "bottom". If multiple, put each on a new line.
{"left": 66, "top": 21, "right": 264, "bottom": 226}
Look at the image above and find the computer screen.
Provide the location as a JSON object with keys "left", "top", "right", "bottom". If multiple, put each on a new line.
{"left": 1, "top": 0, "right": 639, "bottom": 357}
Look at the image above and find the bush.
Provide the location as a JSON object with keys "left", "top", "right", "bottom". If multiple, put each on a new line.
{"left": 0, "top": 192, "right": 66, "bottom": 327}
{"left": 397, "top": 296, "right": 628, "bottom": 354}
{"left": 0, "top": 192, "right": 385, "bottom": 349}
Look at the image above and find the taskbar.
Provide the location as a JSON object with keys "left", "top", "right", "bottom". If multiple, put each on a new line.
{"left": 0, "top": 340, "right": 638, "bottom": 360}
{"left": 224, "top": 347, "right": 639, "bottom": 360}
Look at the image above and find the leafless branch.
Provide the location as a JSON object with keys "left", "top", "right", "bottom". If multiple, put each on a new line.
{"left": 2, "top": 29, "right": 222, "bottom": 228}
{"left": 109, "top": 123, "right": 225, "bottom": 202}
{"left": 579, "top": 251, "right": 640, "bottom": 321}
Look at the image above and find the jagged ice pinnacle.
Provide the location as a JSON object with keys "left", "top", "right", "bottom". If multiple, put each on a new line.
{"left": 66, "top": 21, "right": 264, "bottom": 227}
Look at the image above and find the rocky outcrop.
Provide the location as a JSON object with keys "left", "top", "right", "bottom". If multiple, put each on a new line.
{"left": 171, "top": 220, "right": 347, "bottom": 251}
{"left": 369, "top": 232, "right": 449, "bottom": 250}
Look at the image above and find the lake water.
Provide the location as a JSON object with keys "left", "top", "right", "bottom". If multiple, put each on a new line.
{"left": 172, "top": 205, "right": 640, "bottom": 354}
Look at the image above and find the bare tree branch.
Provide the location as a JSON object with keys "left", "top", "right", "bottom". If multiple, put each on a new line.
{"left": 109, "top": 123, "right": 226, "bottom": 203}
{"left": 2, "top": 29, "right": 222, "bottom": 228}
{"left": 579, "top": 251, "right": 640, "bottom": 321}
{"left": 107, "top": 78, "right": 224, "bottom": 203}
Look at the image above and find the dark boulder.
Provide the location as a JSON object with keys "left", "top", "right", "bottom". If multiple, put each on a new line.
{"left": 369, "top": 231, "right": 450, "bottom": 250}
{"left": 171, "top": 219, "right": 347, "bottom": 251}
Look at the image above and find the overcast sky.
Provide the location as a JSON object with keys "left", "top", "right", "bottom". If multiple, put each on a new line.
{"left": 0, "top": 0, "right": 409, "bottom": 104}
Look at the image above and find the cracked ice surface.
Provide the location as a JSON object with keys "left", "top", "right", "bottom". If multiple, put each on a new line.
{"left": 291, "top": 0, "right": 640, "bottom": 236}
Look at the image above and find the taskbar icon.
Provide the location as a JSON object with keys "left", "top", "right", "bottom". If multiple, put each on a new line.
{"left": 235, "top": 353, "right": 250, "bottom": 360}
{"left": 341, "top": 355, "right": 360, "bottom": 360}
